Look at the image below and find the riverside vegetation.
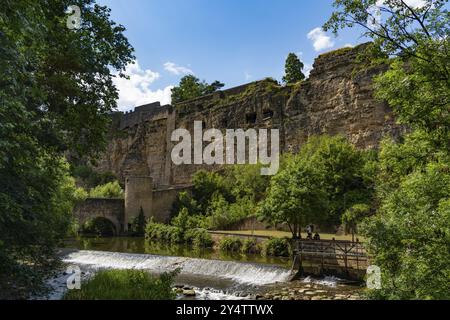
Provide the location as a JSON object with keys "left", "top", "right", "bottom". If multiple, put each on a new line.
{"left": 64, "top": 269, "right": 178, "bottom": 300}
{"left": 1, "top": 0, "right": 449, "bottom": 300}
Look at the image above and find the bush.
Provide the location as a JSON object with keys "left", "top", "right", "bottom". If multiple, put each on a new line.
{"left": 184, "top": 228, "right": 214, "bottom": 248}
{"left": 145, "top": 222, "right": 183, "bottom": 244}
{"left": 242, "top": 238, "right": 261, "bottom": 255}
{"left": 219, "top": 237, "right": 243, "bottom": 253}
{"left": 89, "top": 181, "right": 124, "bottom": 199}
{"left": 146, "top": 221, "right": 213, "bottom": 248}
{"left": 263, "top": 238, "right": 291, "bottom": 257}
{"left": 64, "top": 269, "right": 178, "bottom": 300}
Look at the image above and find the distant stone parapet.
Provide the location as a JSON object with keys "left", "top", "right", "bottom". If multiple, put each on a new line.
{"left": 96, "top": 43, "right": 404, "bottom": 189}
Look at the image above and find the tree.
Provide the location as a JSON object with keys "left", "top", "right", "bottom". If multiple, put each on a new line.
{"left": 325, "top": 2, "right": 450, "bottom": 299}
{"left": 171, "top": 75, "right": 224, "bottom": 103}
{"left": 298, "top": 135, "right": 374, "bottom": 225}
{"left": 0, "top": 0, "right": 134, "bottom": 297}
{"left": 342, "top": 204, "right": 371, "bottom": 242}
{"left": 259, "top": 155, "right": 328, "bottom": 239}
{"left": 362, "top": 160, "right": 450, "bottom": 300}
{"left": 282, "top": 53, "right": 305, "bottom": 84}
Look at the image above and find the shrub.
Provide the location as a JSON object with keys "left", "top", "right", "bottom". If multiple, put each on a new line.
{"left": 145, "top": 222, "right": 183, "bottom": 244}
{"left": 89, "top": 180, "right": 124, "bottom": 199}
{"left": 219, "top": 237, "right": 243, "bottom": 253}
{"left": 64, "top": 269, "right": 178, "bottom": 300}
{"left": 242, "top": 238, "right": 261, "bottom": 255}
{"left": 184, "top": 228, "right": 214, "bottom": 248}
{"left": 263, "top": 238, "right": 291, "bottom": 257}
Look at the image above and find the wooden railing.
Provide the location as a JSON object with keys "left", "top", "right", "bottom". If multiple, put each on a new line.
{"left": 291, "top": 239, "right": 369, "bottom": 280}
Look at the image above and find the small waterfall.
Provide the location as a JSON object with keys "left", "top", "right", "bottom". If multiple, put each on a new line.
{"left": 63, "top": 250, "right": 292, "bottom": 285}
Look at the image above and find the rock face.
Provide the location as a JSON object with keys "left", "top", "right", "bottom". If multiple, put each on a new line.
{"left": 96, "top": 43, "right": 402, "bottom": 188}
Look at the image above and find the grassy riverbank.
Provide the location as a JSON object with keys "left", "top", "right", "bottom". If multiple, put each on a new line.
{"left": 64, "top": 270, "right": 177, "bottom": 300}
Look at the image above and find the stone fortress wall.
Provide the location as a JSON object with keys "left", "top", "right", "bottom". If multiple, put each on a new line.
{"left": 91, "top": 43, "right": 403, "bottom": 224}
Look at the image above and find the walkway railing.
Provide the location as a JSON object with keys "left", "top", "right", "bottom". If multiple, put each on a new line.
{"left": 291, "top": 239, "right": 368, "bottom": 280}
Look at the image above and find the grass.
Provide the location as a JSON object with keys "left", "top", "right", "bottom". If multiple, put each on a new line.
{"left": 212, "top": 230, "right": 363, "bottom": 241}
{"left": 64, "top": 269, "right": 177, "bottom": 300}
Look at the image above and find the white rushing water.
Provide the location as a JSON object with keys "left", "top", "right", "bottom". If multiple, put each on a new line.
{"left": 62, "top": 250, "right": 292, "bottom": 286}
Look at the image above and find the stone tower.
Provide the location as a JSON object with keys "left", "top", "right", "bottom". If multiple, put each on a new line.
{"left": 124, "top": 176, "right": 153, "bottom": 232}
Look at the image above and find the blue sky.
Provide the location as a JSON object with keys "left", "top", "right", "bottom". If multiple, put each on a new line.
{"left": 98, "top": 0, "right": 367, "bottom": 111}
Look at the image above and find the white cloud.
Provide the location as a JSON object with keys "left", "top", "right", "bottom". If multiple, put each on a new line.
{"left": 368, "top": 0, "right": 426, "bottom": 30}
{"left": 307, "top": 27, "right": 335, "bottom": 52}
{"left": 244, "top": 71, "right": 252, "bottom": 81}
{"left": 163, "top": 62, "right": 194, "bottom": 75}
{"left": 113, "top": 60, "right": 173, "bottom": 111}
{"left": 304, "top": 63, "right": 313, "bottom": 78}
{"left": 344, "top": 43, "right": 354, "bottom": 48}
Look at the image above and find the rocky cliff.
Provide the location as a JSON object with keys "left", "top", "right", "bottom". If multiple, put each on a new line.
{"left": 96, "top": 43, "right": 402, "bottom": 188}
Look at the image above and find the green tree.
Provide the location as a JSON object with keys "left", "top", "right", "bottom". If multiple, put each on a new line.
{"left": 259, "top": 155, "right": 328, "bottom": 239}
{"left": 299, "top": 135, "right": 374, "bottom": 225}
{"left": 171, "top": 75, "right": 224, "bottom": 103}
{"left": 362, "top": 161, "right": 450, "bottom": 300}
{"left": 0, "top": 0, "right": 134, "bottom": 297}
{"left": 325, "top": 1, "right": 450, "bottom": 299}
{"left": 342, "top": 203, "right": 371, "bottom": 242}
{"left": 89, "top": 180, "right": 124, "bottom": 198}
{"left": 282, "top": 53, "right": 305, "bottom": 84}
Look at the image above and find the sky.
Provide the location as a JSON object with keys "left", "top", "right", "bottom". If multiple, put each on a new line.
{"left": 95, "top": 0, "right": 419, "bottom": 111}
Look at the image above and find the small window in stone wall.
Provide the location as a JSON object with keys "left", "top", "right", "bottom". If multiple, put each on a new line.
{"left": 263, "top": 109, "right": 274, "bottom": 120}
{"left": 246, "top": 112, "right": 257, "bottom": 124}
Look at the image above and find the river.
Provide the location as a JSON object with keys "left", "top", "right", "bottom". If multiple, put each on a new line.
{"left": 43, "top": 237, "right": 364, "bottom": 300}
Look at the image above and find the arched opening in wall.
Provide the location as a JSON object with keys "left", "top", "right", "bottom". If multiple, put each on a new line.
{"left": 246, "top": 112, "right": 257, "bottom": 124}
{"left": 81, "top": 217, "right": 116, "bottom": 237}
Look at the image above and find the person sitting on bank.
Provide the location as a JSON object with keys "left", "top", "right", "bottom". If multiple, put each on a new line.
{"left": 313, "top": 233, "right": 320, "bottom": 241}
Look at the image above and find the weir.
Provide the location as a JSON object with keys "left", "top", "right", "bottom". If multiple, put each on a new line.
{"left": 63, "top": 250, "right": 293, "bottom": 286}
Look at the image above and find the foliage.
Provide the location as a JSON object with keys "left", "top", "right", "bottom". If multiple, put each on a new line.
{"left": 129, "top": 208, "right": 147, "bottom": 237}
{"left": 146, "top": 220, "right": 213, "bottom": 248}
{"left": 223, "top": 164, "right": 271, "bottom": 203}
{"left": 172, "top": 167, "right": 268, "bottom": 231}
{"left": 64, "top": 269, "right": 178, "bottom": 300}
{"left": 145, "top": 222, "right": 184, "bottom": 245}
{"left": 282, "top": 53, "right": 306, "bottom": 84}
{"left": 299, "top": 135, "right": 374, "bottom": 225}
{"left": 362, "top": 161, "right": 450, "bottom": 300}
{"left": 171, "top": 75, "right": 224, "bottom": 104}
{"left": 263, "top": 238, "right": 291, "bottom": 257}
{"left": 325, "top": 1, "right": 450, "bottom": 299}
{"left": 0, "top": 0, "right": 134, "bottom": 297}
{"left": 0, "top": 158, "right": 78, "bottom": 298}
{"left": 241, "top": 238, "right": 261, "bottom": 255}
{"left": 184, "top": 228, "right": 214, "bottom": 248}
{"left": 342, "top": 203, "right": 371, "bottom": 240}
{"left": 259, "top": 135, "right": 372, "bottom": 238}
{"left": 81, "top": 217, "right": 116, "bottom": 236}
{"left": 71, "top": 165, "right": 117, "bottom": 189}
{"left": 258, "top": 151, "right": 328, "bottom": 238}
{"left": 89, "top": 180, "right": 124, "bottom": 199}
{"left": 218, "top": 237, "right": 243, "bottom": 253}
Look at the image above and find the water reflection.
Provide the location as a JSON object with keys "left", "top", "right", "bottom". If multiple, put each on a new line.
{"left": 63, "top": 237, "right": 291, "bottom": 268}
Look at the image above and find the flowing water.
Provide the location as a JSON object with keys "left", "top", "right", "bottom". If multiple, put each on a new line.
{"left": 51, "top": 237, "right": 361, "bottom": 300}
